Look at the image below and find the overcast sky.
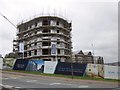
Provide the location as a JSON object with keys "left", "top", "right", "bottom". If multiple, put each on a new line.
{"left": 0, "top": 0, "right": 118, "bottom": 63}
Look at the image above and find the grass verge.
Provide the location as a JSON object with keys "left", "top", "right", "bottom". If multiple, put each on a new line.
{"left": 3, "top": 69, "right": 120, "bottom": 83}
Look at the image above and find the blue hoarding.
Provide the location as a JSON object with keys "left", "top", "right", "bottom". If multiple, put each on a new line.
{"left": 13, "top": 59, "right": 44, "bottom": 72}
{"left": 13, "top": 59, "right": 29, "bottom": 70}
{"left": 54, "top": 62, "right": 87, "bottom": 76}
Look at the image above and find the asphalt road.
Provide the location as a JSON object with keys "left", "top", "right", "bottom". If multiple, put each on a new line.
{"left": 1, "top": 71, "right": 119, "bottom": 89}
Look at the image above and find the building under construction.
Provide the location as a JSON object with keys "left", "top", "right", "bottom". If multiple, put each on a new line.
{"left": 13, "top": 16, "right": 72, "bottom": 62}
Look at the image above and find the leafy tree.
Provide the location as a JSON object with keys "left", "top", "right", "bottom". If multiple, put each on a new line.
{"left": 5, "top": 52, "right": 18, "bottom": 58}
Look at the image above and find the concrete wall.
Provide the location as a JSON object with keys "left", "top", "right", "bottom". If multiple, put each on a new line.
{"left": 44, "top": 61, "right": 58, "bottom": 74}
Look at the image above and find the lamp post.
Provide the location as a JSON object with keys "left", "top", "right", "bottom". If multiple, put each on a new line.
{"left": 71, "top": 57, "right": 73, "bottom": 79}
{"left": 70, "top": 41, "right": 73, "bottom": 79}
{"left": 91, "top": 43, "right": 95, "bottom": 64}
{"left": 91, "top": 44, "right": 94, "bottom": 56}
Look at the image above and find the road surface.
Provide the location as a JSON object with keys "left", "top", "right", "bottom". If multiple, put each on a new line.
{"left": 1, "top": 71, "right": 119, "bottom": 89}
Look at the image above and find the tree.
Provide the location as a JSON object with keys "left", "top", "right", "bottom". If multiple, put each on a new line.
{"left": 5, "top": 52, "right": 18, "bottom": 58}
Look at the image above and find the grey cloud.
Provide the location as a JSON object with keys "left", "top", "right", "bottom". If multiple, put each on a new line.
{"left": 0, "top": 1, "right": 118, "bottom": 63}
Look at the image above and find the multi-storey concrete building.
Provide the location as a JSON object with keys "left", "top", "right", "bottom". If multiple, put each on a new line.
{"left": 13, "top": 16, "right": 72, "bottom": 62}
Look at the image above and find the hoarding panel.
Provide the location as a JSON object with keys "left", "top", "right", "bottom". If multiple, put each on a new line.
{"left": 44, "top": 61, "right": 58, "bottom": 74}
{"left": 98, "top": 64, "right": 104, "bottom": 78}
{"left": 86, "top": 64, "right": 98, "bottom": 76}
{"left": 25, "top": 60, "right": 37, "bottom": 71}
{"left": 104, "top": 65, "right": 120, "bottom": 80}
{"left": 86, "top": 64, "right": 104, "bottom": 78}
{"left": 13, "top": 59, "right": 29, "bottom": 70}
{"left": 32, "top": 60, "right": 44, "bottom": 71}
{"left": 54, "top": 62, "right": 87, "bottom": 76}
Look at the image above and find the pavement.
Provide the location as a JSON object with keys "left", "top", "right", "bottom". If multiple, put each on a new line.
{"left": 1, "top": 71, "right": 119, "bottom": 89}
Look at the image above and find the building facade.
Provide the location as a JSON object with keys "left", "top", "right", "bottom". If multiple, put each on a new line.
{"left": 72, "top": 50, "right": 104, "bottom": 64}
{"left": 13, "top": 16, "right": 72, "bottom": 62}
